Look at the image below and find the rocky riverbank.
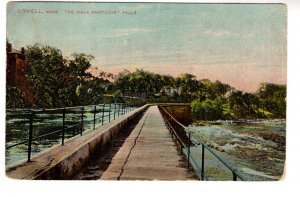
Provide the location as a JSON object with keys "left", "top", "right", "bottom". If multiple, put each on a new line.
{"left": 189, "top": 119, "right": 285, "bottom": 180}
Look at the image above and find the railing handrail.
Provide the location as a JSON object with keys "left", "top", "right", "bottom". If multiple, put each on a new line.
{"left": 6, "top": 102, "right": 140, "bottom": 164}
{"left": 159, "top": 105, "right": 246, "bottom": 181}
{"left": 6, "top": 102, "right": 130, "bottom": 112}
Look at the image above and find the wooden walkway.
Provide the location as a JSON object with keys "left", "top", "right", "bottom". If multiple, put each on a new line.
{"left": 100, "top": 106, "right": 196, "bottom": 180}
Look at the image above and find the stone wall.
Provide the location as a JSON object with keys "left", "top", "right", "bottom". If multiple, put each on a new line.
{"left": 159, "top": 104, "right": 192, "bottom": 125}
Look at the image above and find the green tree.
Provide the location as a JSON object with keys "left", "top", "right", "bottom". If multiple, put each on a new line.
{"left": 227, "top": 90, "right": 260, "bottom": 119}
{"left": 26, "top": 44, "right": 69, "bottom": 107}
{"left": 228, "top": 90, "right": 248, "bottom": 119}
{"left": 161, "top": 74, "right": 175, "bottom": 93}
{"left": 6, "top": 86, "right": 29, "bottom": 108}
{"left": 115, "top": 69, "right": 169, "bottom": 99}
{"left": 257, "top": 83, "right": 286, "bottom": 117}
{"left": 66, "top": 53, "right": 95, "bottom": 105}
{"left": 115, "top": 70, "right": 131, "bottom": 95}
{"left": 152, "top": 73, "right": 164, "bottom": 94}
{"left": 26, "top": 44, "right": 98, "bottom": 107}
{"left": 191, "top": 98, "right": 224, "bottom": 120}
{"left": 69, "top": 53, "right": 94, "bottom": 83}
{"left": 112, "top": 90, "right": 125, "bottom": 103}
{"left": 75, "top": 77, "right": 106, "bottom": 105}
{"left": 198, "top": 79, "right": 232, "bottom": 100}
{"left": 211, "top": 80, "right": 232, "bottom": 98}
{"left": 177, "top": 73, "right": 199, "bottom": 102}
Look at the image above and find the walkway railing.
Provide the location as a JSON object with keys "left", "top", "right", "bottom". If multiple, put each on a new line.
{"left": 6, "top": 103, "right": 139, "bottom": 163}
{"left": 158, "top": 106, "right": 246, "bottom": 181}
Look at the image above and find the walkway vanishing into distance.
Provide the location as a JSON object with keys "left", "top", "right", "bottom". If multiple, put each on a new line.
{"left": 100, "top": 106, "right": 196, "bottom": 180}
{"left": 7, "top": 104, "right": 247, "bottom": 180}
{"left": 7, "top": 105, "right": 196, "bottom": 180}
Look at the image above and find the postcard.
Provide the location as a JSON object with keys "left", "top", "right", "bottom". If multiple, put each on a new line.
{"left": 5, "top": 1, "right": 286, "bottom": 182}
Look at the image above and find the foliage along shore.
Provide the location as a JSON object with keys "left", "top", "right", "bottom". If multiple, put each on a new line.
{"left": 192, "top": 119, "right": 286, "bottom": 127}
{"left": 7, "top": 43, "right": 286, "bottom": 121}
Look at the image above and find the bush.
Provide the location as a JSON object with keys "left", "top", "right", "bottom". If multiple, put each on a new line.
{"left": 191, "top": 98, "right": 224, "bottom": 120}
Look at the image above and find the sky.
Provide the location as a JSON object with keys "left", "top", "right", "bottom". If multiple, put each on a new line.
{"left": 6, "top": 2, "right": 287, "bottom": 92}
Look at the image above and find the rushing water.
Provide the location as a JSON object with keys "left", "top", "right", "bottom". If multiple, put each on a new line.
{"left": 188, "top": 119, "right": 286, "bottom": 181}
{"left": 5, "top": 106, "right": 136, "bottom": 167}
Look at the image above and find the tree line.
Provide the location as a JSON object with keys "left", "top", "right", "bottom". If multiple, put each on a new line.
{"left": 191, "top": 83, "right": 286, "bottom": 120}
{"left": 114, "top": 69, "right": 286, "bottom": 119}
{"left": 6, "top": 43, "right": 286, "bottom": 120}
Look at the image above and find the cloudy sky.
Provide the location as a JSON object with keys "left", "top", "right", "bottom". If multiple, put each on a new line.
{"left": 7, "top": 2, "right": 287, "bottom": 92}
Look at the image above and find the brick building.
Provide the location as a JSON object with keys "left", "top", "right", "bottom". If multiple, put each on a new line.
{"left": 6, "top": 43, "right": 35, "bottom": 105}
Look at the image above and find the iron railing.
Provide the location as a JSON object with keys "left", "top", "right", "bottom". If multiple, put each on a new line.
{"left": 159, "top": 106, "right": 246, "bottom": 181}
{"left": 6, "top": 103, "right": 139, "bottom": 163}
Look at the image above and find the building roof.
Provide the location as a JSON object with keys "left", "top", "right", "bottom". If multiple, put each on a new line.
{"left": 9, "top": 48, "right": 22, "bottom": 54}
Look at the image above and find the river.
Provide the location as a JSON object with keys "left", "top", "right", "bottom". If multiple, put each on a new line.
{"left": 188, "top": 119, "right": 286, "bottom": 181}
{"left": 5, "top": 105, "right": 137, "bottom": 167}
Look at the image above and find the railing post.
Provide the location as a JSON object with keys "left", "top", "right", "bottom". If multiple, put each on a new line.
{"left": 102, "top": 104, "right": 105, "bottom": 125}
{"left": 201, "top": 144, "right": 205, "bottom": 180}
{"left": 118, "top": 103, "right": 120, "bottom": 118}
{"left": 93, "top": 105, "right": 96, "bottom": 130}
{"left": 122, "top": 103, "right": 124, "bottom": 115}
{"left": 233, "top": 170, "right": 237, "bottom": 181}
{"left": 27, "top": 112, "right": 34, "bottom": 162}
{"left": 188, "top": 132, "right": 191, "bottom": 170}
{"left": 108, "top": 103, "right": 111, "bottom": 122}
{"left": 180, "top": 143, "right": 183, "bottom": 154}
{"left": 80, "top": 106, "right": 84, "bottom": 136}
{"left": 168, "top": 122, "right": 173, "bottom": 138}
{"left": 120, "top": 103, "right": 122, "bottom": 115}
{"left": 62, "top": 107, "right": 66, "bottom": 145}
{"left": 121, "top": 103, "right": 123, "bottom": 115}
{"left": 114, "top": 103, "right": 116, "bottom": 120}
